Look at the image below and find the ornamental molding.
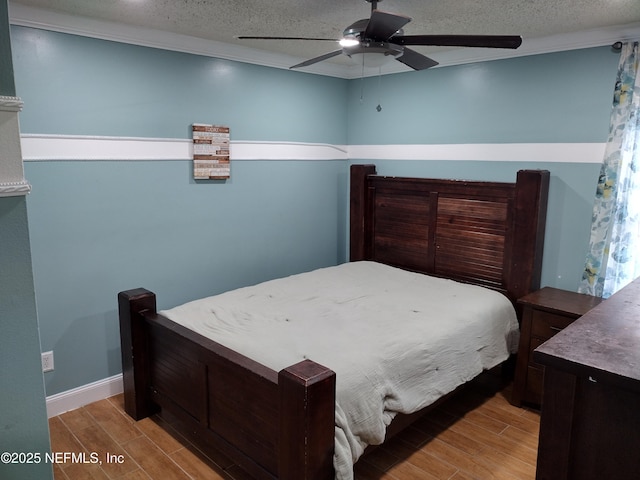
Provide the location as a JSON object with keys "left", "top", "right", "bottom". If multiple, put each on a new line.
{"left": 0, "top": 96, "right": 30, "bottom": 197}
{"left": 0, "top": 180, "right": 32, "bottom": 197}
{"left": 0, "top": 95, "right": 24, "bottom": 112}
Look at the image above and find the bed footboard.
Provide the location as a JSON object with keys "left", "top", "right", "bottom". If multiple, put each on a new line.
{"left": 118, "top": 288, "right": 157, "bottom": 420}
{"left": 118, "top": 289, "right": 336, "bottom": 480}
{"left": 279, "top": 361, "right": 336, "bottom": 480}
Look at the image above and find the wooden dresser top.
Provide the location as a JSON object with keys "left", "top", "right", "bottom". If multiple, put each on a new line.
{"left": 534, "top": 277, "right": 640, "bottom": 393}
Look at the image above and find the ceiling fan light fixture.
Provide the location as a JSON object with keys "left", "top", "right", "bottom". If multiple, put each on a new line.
{"left": 344, "top": 41, "right": 403, "bottom": 67}
{"left": 339, "top": 36, "right": 360, "bottom": 47}
{"left": 348, "top": 52, "right": 396, "bottom": 68}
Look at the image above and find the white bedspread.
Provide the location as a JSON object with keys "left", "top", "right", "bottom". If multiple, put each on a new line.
{"left": 160, "top": 261, "right": 519, "bottom": 480}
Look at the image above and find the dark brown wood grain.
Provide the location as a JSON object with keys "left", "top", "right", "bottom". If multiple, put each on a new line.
{"left": 534, "top": 278, "right": 640, "bottom": 480}
{"left": 279, "top": 361, "right": 335, "bottom": 480}
{"left": 120, "top": 164, "right": 549, "bottom": 479}
{"left": 349, "top": 164, "right": 376, "bottom": 262}
{"left": 349, "top": 165, "right": 549, "bottom": 304}
{"left": 120, "top": 296, "right": 335, "bottom": 480}
{"left": 511, "top": 287, "right": 604, "bottom": 407}
{"left": 118, "top": 288, "right": 158, "bottom": 420}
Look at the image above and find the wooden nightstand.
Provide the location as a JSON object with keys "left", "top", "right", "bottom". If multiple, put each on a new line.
{"left": 511, "top": 287, "right": 603, "bottom": 407}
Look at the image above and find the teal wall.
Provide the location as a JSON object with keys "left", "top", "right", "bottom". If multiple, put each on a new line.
{"left": 0, "top": 2, "right": 52, "bottom": 479}
{"left": 347, "top": 47, "right": 618, "bottom": 292}
{"left": 12, "top": 27, "right": 348, "bottom": 142}
{"left": 9, "top": 22, "right": 619, "bottom": 399}
{"left": 347, "top": 47, "right": 615, "bottom": 144}
{"left": 12, "top": 26, "right": 349, "bottom": 395}
{"left": 24, "top": 160, "right": 348, "bottom": 394}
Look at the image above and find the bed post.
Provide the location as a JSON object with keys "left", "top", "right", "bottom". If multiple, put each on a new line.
{"left": 118, "top": 288, "right": 158, "bottom": 421}
{"left": 278, "top": 360, "right": 336, "bottom": 480}
{"left": 510, "top": 169, "right": 550, "bottom": 301}
{"left": 350, "top": 164, "right": 376, "bottom": 261}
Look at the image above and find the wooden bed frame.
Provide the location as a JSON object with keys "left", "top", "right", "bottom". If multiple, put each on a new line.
{"left": 119, "top": 164, "right": 549, "bottom": 480}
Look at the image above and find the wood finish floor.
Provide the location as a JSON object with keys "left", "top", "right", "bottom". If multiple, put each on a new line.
{"left": 49, "top": 373, "right": 540, "bottom": 480}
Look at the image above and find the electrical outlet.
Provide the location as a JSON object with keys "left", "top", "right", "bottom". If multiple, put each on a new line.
{"left": 41, "top": 351, "right": 54, "bottom": 372}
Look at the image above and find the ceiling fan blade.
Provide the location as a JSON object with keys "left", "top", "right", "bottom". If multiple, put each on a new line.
{"left": 364, "top": 10, "right": 411, "bottom": 41}
{"left": 392, "top": 34, "right": 522, "bottom": 49}
{"left": 237, "top": 36, "right": 338, "bottom": 41}
{"left": 396, "top": 48, "right": 439, "bottom": 70}
{"left": 290, "top": 50, "right": 343, "bottom": 69}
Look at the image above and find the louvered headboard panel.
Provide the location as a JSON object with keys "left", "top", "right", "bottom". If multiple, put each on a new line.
{"left": 350, "top": 164, "right": 549, "bottom": 304}
{"left": 371, "top": 187, "right": 432, "bottom": 272}
{"left": 434, "top": 195, "right": 511, "bottom": 288}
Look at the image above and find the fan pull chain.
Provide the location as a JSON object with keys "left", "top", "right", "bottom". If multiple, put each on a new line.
{"left": 376, "top": 67, "right": 382, "bottom": 112}
{"left": 360, "top": 54, "right": 365, "bottom": 103}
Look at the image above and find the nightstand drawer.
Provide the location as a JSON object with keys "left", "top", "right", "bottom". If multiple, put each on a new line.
{"left": 528, "top": 336, "right": 546, "bottom": 365}
{"left": 511, "top": 287, "right": 604, "bottom": 408}
{"left": 530, "top": 310, "right": 575, "bottom": 339}
{"left": 525, "top": 365, "right": 544, "bottom": 399}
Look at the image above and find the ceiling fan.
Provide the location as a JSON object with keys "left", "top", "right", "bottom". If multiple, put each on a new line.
{"left": 238, "top": 0, "right": 522, "bottom": 71}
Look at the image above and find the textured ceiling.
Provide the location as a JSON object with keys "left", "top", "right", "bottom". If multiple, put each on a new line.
{"left": 8, "top": 0, "right": 640, "bottom": 76}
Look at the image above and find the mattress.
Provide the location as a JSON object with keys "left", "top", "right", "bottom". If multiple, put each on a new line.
{"left": 160, "top": 261, "right": 519, "bottom": 480}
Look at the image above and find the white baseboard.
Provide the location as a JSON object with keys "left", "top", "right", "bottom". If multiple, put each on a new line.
{"left": 46, "top": 374, "right": 123, "bottom": 418}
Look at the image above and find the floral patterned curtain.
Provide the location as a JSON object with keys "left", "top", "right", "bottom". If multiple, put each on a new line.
{"left": 578, "top": 42, "right": 640, "bottom": 298}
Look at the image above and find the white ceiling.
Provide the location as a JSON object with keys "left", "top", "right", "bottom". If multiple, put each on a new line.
{"left": 8, "top": 0, "right": 640, "bottom": 78}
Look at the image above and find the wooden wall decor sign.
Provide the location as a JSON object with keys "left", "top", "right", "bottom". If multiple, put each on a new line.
{"left": 192, "top": 123, "right": 230, "bottom": 180}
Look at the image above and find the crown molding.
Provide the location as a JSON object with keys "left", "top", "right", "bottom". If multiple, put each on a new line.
{"left": 348, "top": 22, "right": 640, "bottom": 77}
{"left": 8, "top": 3, "right": 640, "bottom": 79}
{"left": 7, "top": 3, "right": 347, "bottom": 78}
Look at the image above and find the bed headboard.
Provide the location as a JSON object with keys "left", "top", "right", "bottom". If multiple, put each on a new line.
{"left": 349, "top": 164, "right": 549, "bottom": 304}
